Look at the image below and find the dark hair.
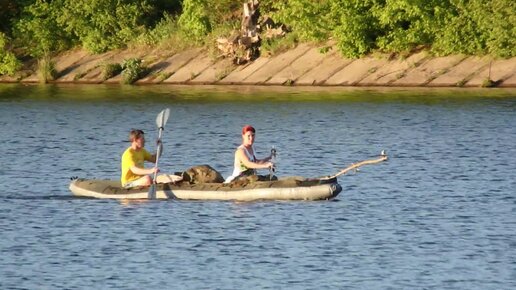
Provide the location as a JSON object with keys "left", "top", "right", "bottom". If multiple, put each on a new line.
{"left": 129, "top": 129, "right": 144, "bottom": 142}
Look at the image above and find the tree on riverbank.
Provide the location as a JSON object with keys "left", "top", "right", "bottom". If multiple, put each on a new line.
{"left": 0, "top": 0, "right": 514, "bottom": 76}
{"left": 0, "top": 32, "right": 21, "bottom": 75}
{"left": 266, "top": 0, "right": 515, "bottom": 58}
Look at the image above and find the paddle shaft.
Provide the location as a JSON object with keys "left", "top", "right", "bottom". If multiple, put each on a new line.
{"left": 152, "top": 125, "right": 165, "bottom": 184}
{"left": 269, "top": 147, "right": 277, "bottom": 180}
{"left": 148, "top": 108, "right": 170, "bottom": 199}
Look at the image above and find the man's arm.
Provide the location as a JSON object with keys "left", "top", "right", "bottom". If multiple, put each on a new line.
{"left": 237, "top": 148, "right": 272, "bottom": 169}
{"left": 130, "top": 165, "right": 158, "bottom": 176}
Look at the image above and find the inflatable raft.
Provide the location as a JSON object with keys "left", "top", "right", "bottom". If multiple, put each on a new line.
{"left": 69, "top": 177, "right": 342, "bottom": 201}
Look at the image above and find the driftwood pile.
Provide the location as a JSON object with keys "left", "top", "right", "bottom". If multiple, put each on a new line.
{"left": 216, "top": 0, "right": 287, "bottom": 64}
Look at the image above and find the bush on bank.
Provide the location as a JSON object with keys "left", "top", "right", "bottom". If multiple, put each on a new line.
{"left": 0, "top": 0, "right": 514, "bottom": 76}
{"left": 265, "top": 0, "right": 515, "bottom": 58}
{"left": 0, "top": 32, "right": 21, "bottom": 76}
{"left": 121, "top": 58, "right": 147, "bottom": 84}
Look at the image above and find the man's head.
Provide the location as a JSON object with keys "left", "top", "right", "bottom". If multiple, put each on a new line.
{"left": 241, "top": 125, "right": 256, "bottom": 145}
{"left": 129, "top": 129, "right": 145, "bottom": 148}
{"left": 242, "top": 125, "right": 255, "bottom": 135}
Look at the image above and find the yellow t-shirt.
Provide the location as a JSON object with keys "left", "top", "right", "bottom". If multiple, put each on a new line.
{"left": 121, "top": 147, "right": 153, "bottom": 185}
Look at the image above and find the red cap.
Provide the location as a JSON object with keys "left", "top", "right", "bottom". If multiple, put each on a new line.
{"left": 242, "top": 125, "right": 255, "bottom": 135}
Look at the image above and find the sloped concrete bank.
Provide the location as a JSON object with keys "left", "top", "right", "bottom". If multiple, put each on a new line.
{"left": 1, "top": 44, "right": 515, "bottom": 88}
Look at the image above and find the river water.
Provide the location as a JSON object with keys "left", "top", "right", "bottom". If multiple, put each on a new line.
{"left": 0, "top": 84, "right": 515, "bottom": 289}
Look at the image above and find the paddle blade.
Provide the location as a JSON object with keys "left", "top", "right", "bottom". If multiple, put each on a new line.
{"left": 156, "top": 108, "right": 170, "bottom": 129}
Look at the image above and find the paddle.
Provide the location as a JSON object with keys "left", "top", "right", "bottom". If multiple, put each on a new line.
{"left": 269, "top": 145, "right": 277, "bottom": 180}
{"left": 148, "top": 108, "right": 170, "bottom": 199}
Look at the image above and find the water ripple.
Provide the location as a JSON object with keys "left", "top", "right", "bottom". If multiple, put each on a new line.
{"left": 0, "top": 86, "right": 515, "bottom": 289}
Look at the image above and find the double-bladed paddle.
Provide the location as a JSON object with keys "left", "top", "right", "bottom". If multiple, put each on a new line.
{"left": 148, "top": 108, "right": 170, "bottom": 199}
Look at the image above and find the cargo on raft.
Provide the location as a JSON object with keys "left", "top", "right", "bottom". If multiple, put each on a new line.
{"left": 69, "top": 177, "right": 342, "bottom": 201}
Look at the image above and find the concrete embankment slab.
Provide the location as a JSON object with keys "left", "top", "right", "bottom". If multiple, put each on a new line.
{"left": 295, "top": 53, "right": 353, "bottom": 85}
{"left": 501, "top": 73, "right": 516, "bottom": 87}
{"left": 2, "top": 42, "right": 515, "bottom": 89}
{"left": 163, "top": 53, "right": 212, "bottom": 84}
{"left": 21, "top": 51, "right": 114, "bottom": 83}
{"left": 428, "top": 56, "right": 491, "bottom": 87}
{"left": 324, "top": 57, "right": 388, "bottom": 85}
{"left": 53, "top": 52, "right": 114, "bottom": 83}
{"left": 466, "top": 58, "right": 516, "bottom": 87}
{"left": 101, "top": 51, "right": 148, "bottom": 84}
{"left": 190, "top": 58, "right": 234, "bottom": 84}
{"left": 0, "top": 75, "right": 18, "bottom": 82}
{"left": 82, "top": 53, "right": 116, "bottom": 84}
{"left": 391, "top": 55, "right": 466, "bottom": 86}
{"left": 137, "top": 49, "right": 200, "bottom": 84}
{"left": 240, "top": 44, "right": 311, "bottom": 84}
{"left": 54, "top": 49, "right": 90, "bottom": 77}
{"left": 73, "top": 51, "right": 132, "bottom": 83}
{"left": 18, "top": 72, "right": 39, "bottom": 83}
{"left": 265, "top": 45, "right": 327, "bottom": 85}
{"left": 359, "top": 52, "right": 428, "bottom": 85}
{"left": 218, "top": 58, "right": 271, "bottom": 84}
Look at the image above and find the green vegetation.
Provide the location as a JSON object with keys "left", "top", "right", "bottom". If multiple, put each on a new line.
{"left": 482, "top": 78, "right": 496, "bottom": 88}
{"left": 121, "top": 58, "right": 147, "bottom": 84}
{"left": 37, "top": 55, "right": 57, "bottom": 83}
{"left": 0, "top": 0, "right": 514, "bottom": 77}
{"left": 0, "top": 32, "right": 21, "bottom": 76}
{"left": 260, "top": 32, "right": 299, "bottom": 57}
{"left": 266, "top": 0, "right": 515, "bottom": 58}
{"left": 102, "top": 63, "right": 123, "bottom": 81}
{"left": 156, "top": 71, "right": 173, "bottom": 82}
{"left": 215, "top": 63, "right": 236, "bottom": 81}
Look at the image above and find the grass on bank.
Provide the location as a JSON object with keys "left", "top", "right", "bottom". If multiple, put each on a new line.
{"left": 121, "top": 58, "right": 148, "bottom": 84}
{"left": 37, "top": 56, "right": 57, "bottom": 83}
{"left": 102, "top": 63, "right": 122, "bottom": 81}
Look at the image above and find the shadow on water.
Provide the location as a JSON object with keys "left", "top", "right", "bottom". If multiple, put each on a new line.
{"left": 0, "top": 83, "right": 514, "bottom": 104}
{"left": 4, "top": 195, "right": 79, "bottom": 201}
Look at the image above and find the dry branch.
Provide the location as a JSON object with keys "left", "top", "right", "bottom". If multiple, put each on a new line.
{"left": 216, "top": 0, "right": 287, "bottom": 64}
{"left": 320, "top": 151, "right": 388, "bottom": 180}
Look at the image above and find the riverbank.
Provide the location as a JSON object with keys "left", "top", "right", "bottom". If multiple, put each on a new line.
{"left": 1, "top": 44, "right": 515, "bottom": 88}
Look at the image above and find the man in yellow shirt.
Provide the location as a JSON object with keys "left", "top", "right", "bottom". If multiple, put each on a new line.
{"left": 121, "top": 129, "right": 181, "bottom": 188}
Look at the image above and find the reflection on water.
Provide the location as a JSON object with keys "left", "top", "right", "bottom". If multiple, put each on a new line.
{"left": 0, "top": 84, "right": 515, "bottom": 289}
